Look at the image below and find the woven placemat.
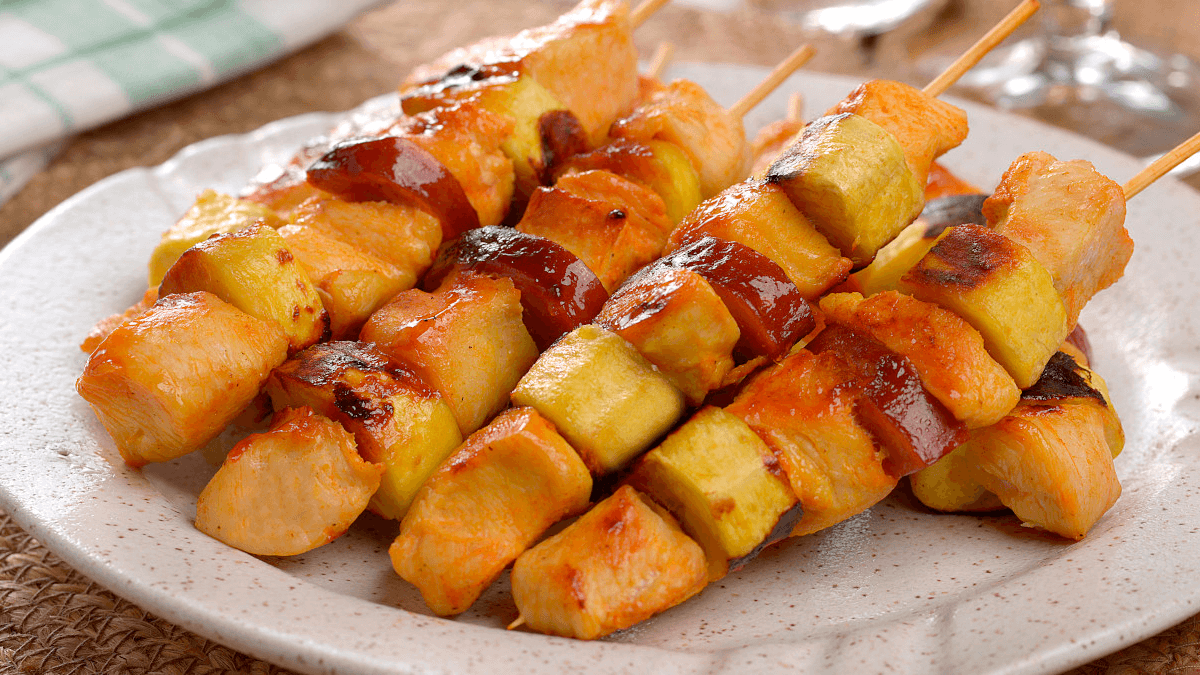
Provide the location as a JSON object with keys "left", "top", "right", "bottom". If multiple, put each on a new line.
{"left": 3, "top": 2, "right": 1200, "bottom": 673}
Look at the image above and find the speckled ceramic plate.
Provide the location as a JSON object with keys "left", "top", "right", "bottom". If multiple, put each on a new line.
{"left": 1, "top": 64, "right": 1198, "bottom": 675}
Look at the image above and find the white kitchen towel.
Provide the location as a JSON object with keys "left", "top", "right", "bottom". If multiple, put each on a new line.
{"left": 0, "top": 0, "right": 384, "bottom": 205}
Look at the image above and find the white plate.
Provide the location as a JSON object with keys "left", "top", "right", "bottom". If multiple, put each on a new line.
{"left": 1, "top": 64, "right": 1198, "bottom": 675}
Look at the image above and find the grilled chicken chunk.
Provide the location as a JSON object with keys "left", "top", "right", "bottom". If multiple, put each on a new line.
{"left": 265, "top": 342, "right": 463, "bottom": 520}
{"left": 749, "top": 117, "right": 805, "bottom": 177}
{"left": 361, "top": 273, "right": 538, "bottom": 436}
{"left": 819, "top": 291, "right": 1020, "bottom": 429}
{"left": 610, "top": 79, "right": 750, "bottom": 199}
{"left": 553, "top": 138, "right": 702, "bottom": 225}
{"left": 148, "top": 190, "right": 284, "bottom": 286}
{"left": 81, "top": 287, "right": 157, "bottom": 353}
{"left": 516, "top": 169, "right": 671, "bottom": 292}
{"left": 403, "top": 0, "right": 639, "bottom": 148}
{"left": 510, "top": 485, "right": 708, "bottom": 640}
{"left": 390, "top": 407, "right": 592, "bottom": 616}
{"left": 194, "top": 407, "right": 383, "bottom": 556}
{"left": 983, "top": 151, "right": 1133, "bottom": 327}
{"left": 76, "top": 292, "right": 289, "bottom": 467}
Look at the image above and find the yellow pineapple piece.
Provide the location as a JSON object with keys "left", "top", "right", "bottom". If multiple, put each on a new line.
{"left": 909, "top": 443, "right": 1003, "bottom": 513}
{"left": 595, "top": 265, "right": 740, "bottom": 405}
{"left": 158, "top": 223, "right": 327, "bottom": 353}
{"left": 766, "top": 113, "right": 924, "bottom": 266}
{"left": 147, "top": 190, "right": 284, "bottom": 286}
{"left": 390, "top": 407, "right": 592, "bottom": 616}
{"left": 264, "top": 342, "right": 462, "bottom": 520}
{"left": 361, "top": 274, "right": 538, "bottom": 436}
{"left": 510, "top": 485, "right": 707, "bottom": 640}
{"left": 554, "top": 138, "right": 702, "bottom": 225}
{"left": 849, "top": 219, "right": 949, "bottom": 297}
{"left": 666, "top": 180, "right": 852, "bottom": 299}
{"left": 511, "top": 324, "right": 686, "bottom": 475}
{"left": 76, "top": 292, "right": 289, "bottom": 466}
{"left": 627, "top": 406, "right": 801, "bottom": 580}
{"left": 897, "top": 224, "right": 1069, "bottom": 388}
{"left": 194, "top": 407, "right": 383, "bottom": 556}
{"left": 277, "top": 225, "right": 410, "bottom": 340}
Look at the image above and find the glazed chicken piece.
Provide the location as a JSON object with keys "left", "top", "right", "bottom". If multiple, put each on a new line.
{"left": 610, "top": 79, "right": 750, "bottom": 199}
{"left": 390, "top": 407, "right": 592, "bottom": 616}
{"left": 510, "top": 485, "right": 708, "bottom": 640}
{"left": 76, "top": 292, "right": 289, "bottom": 467}
{"left": 403, "top": 0, "right": 639, "bottom": 148}
{"left": 360, "top": 273, "right": 538, "bottom": 436}
{"left": 748, "top": 116, "right": 804, "bottom": 177}
{"left": 983, "top": 151, "right": 1133, "bottom": 327}
{"left": 194, "top": 406, "right": 383, "bottom": 556}
{"left": 924, "top": 161, "right": 980, "bottom": 201}
{"left": 80, "top": 287, "right": 157, "bottom": 353}
{"left": 516, "top": 169, "right": 671, "bottom": 292}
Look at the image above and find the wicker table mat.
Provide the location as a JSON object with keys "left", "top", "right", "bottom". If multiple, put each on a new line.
{"left": 3, "top": 1, "right": 1199, "bottom": 673}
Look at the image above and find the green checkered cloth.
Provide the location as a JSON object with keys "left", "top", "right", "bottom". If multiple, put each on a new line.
{"left": 0, "top": 0, "right": 382, "bottom": 204}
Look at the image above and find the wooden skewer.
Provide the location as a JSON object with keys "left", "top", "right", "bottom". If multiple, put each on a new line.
{"left": 786, "top": 91, "right": 804, "bottom": 123}
{"left": 646, "top": 42, "right": 675, "bottom": 81}
{"left": 631, "top": 0, "right": 670, "bottom": 28}
{"left": 923, "top": 0, "right": 1040, "bottom": 98}
{"left": 728, "top": 44, "right": 817, "bottom": 120}
{"left": 507, "top": 616, "right": 526, "bottom": 630}
{"left": 1123, "top": 130, "right": 1200, "bottom": 199}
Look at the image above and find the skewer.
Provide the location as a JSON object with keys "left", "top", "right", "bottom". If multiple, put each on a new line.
{"left": 923, "top": 0, "right": 1040, "bottom": 98}
{"left": 507, "top": 616, "right": 527, "bottom": 630}
{"left": 646, "top": 42, "right": 675, "bottom": 80}
{"left": 630, "top": 0, "right": 671, "bottom": 28}
{"left": 786, "top": 91, "right": 803, "bottom": 123}
{"left": 728, "top": 44, "right": 817, "bottom": 120}
{"left": 1123, "top": 130, "right": 1200, "bottom": 199}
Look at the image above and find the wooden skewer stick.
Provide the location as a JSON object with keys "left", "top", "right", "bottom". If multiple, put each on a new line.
{"left": 923, "top": 0, "right": 1040, "bottom": 98}
{"left": 1123, "top": 130, "right": 1200, "bottom": 199}
{"left": 728, "top": 44, "right": 817, "bottom": 120}
{"left": 646, "top": 42, "right": 675, "bottom": 81}
{"left": 631, "top": 0, "right": 671, "bottom": 28}
{"left": 786, "top": 91, "right": 804, "bottom": 123}
{"left": 507, "top": 616, "right": 527, "bottom": 630}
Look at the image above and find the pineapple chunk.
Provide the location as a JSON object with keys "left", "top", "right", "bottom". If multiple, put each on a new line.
{"left": 194, "top": 407, "right": 383, "bottom": 556}
{"left": 158, "top": 223, "right": 327, "bottom": 353}
{"left": 511, "top": 324, "right": 686, "bottom": 475}
{"left": 277, "top": 225, "right": 410, "bottom": 340}
{"left": 361, "top": 274, "right": 538, "bottom": 436}
{"left": 666, "top": 180, "right": 852, "bottom": 299}
{"left": 595, "top": 265, "right": 739, "bottom": 405}
{"left": 510, "top": 485, "right": 707, "bottom": 640}
{"left": 265, "top": 342, "right": 462, "bottom": 519}
{"left": 390, "top": 407, "right": 592, "bottom": 616}
{"left": 147, "top": 190, "right": 285, "bottom": 286}
{"left": 627, "top": 406, "right": 801, "bottom": 580}
{"left": 516, "top": 169, "right": 671, "bottom": 292}
{"left": 983, "top": 151, "right": 1133, "bottom": 327}
{"left": 819, "top": 291, "right": 1020, "bottom": 429}
{"left": 849, "top": 219, "right": 949, "bottom": 297}
{"left": 288, "top": 195, "right": 442, "bottom": 285}
{"left": 909, "top": 443, "right": 1004, "bottom": 512}
{"left": 726, "top": 349, "right": 898, "bottom": 537}
{"left": 897, "top": 224, "right": 1069, "bottom": 389}
{"left": 555, "top": 138, "right": 702, "bottom": 225}
{"left": 766, "top": 113, "right": 924, "bottom": 266}
{"left": 76, "top": 292, "right": 289, "bottom": 467}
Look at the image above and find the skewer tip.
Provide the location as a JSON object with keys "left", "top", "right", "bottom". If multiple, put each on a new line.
{"left": 630, "top": 0, "right": 670, "bottom": 28}
{"left": 728, "top": 44, "right": 816, "bottom": 120}
{"left": 507, "top": 616, "right": 527, "bottom": 630}
{"left": 1123, "top": 129, "right": 1200, "bottom": 200}
{"left": 922, "top": 0, "right": 1040, "bottom": 98}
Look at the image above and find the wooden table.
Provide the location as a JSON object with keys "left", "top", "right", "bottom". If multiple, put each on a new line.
{"left": 2, "top": 1, "right": 1197, "bottom": 672}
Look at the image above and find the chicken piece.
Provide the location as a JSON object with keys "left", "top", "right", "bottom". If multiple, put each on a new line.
{"left": 361, "top": 273, "right": 538, "bottom": 436}
{"left": 194, "top": 407, "right": 382, "bottom": 556}
{"left": 924, "top": 161, "right": 980, "bottom": 201}
{"left": 819, "top": 291, "right": 1020, "bottom": 429}
{"left": 511, "top": 324, "right": 686, "bottom": 476}
{"left": 387, "top": 100, "right": 516, "bottom": 228}
{"left": 827, "top": 80, "right": 968, "bottom": 188}
{"left": 147, "top": 190, "right": 285, "bottom": 286}
{"left": 666, "top": 179, "right": 851, "bottom": 299}
{"left": 610, "top": 79, "right": 750, "bottom": 199}
{"left": 288, "top": 195, "right": 442, "bottom": 286}
{"left": 725, "top": 349, "right": 897, "bottom": 537}
{"left": 627, "top": 406, "right": 801, "bottom": 580}
{"left": 595, "top": 265, "right": 740, "bottom": 405}
{"left": 516, "top": 169, "right": 671, "bottom": 291}
{"left": 76, "top": 292, "right": 289, "bottom": 467}
{"left": 403, "top": 0, "right": 639, "bottom": 148}
{"left": 158, "top": 223, "right": 328, "bottom": 354}
{"left": 390, "top": 407, "right": 592, "bottom": 616}
{"left": 749, "top": 117, "right": 804, "bottom": 177}
{"left": 265, "top": 342, "right": 463, "bottom": 520}
{"left": 241, "top": 164, "right": 326, "bottom": 217}
{"left": 277, "top": 225, "right": 411, "bottom": 340}
{"left": 81, "top": 287, "right": 157, "bottom": 353}
{"left": 511, "top": 485, "right": 708, "bottom": 640}
{"left": 552, "top": 138, "right": 702, "bottom": 225}
{"left": 897, "top": 224, "right": 1069, "bottom": 389}
{"left": 983, "top": 151, "right": 1133, "bottom": 327}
